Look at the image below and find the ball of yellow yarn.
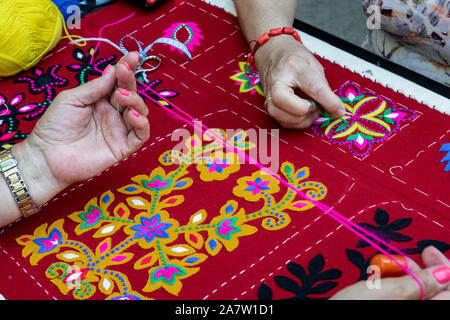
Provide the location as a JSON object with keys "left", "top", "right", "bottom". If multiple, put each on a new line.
{"left": 0, "top": 0, "right": 64, "bottom": 77}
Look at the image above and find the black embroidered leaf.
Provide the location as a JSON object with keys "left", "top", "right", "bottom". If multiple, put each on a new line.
{"left": 345, "top": 248, "right": 370, "bottom": 280}
{"left": 307, "top": 254, "right": 325, "bottom": 275}
{"left": 388, "top": 218, "right": 412, "bottom": 231}
{"left": 259, "top": 254, "right": 342, "bottom": 300}
{"left": 310, "top": 281, "right": 339, "bottom": 294}
{"left": 346, "top": 248, "right": 365, "bottom": 267}
{"left": 257, "top": 283, "right": 273, "bottom": 300}
{"left": 374, "top": 208, "right": 389, "bottom": 226}
{"left": 403, "top": 240, "right": 450, "bottom": 255}
{"left": 416, "top": 240, "right": 450, "bottom": 253}
{"left": 287, "top": 261, "right": 308, "bottom": 285}
{"left": 274, "top": 276, "right": 300, "bottom": 294}
{"left": 318, "top": 268, "right": 342, "bottom": 281}
{"left": 388, "top": 231, "right": 412, "bottom": 242}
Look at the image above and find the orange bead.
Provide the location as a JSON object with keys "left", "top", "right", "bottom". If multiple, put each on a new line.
{"left": 370, "top": 254, "right": 408, "bottom": 278}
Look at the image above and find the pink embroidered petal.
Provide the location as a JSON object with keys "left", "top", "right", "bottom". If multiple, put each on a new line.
{"left": 10, "top": 94, "right": 24, "bottom": 107}
{"left": 19, "top": 104, "right": 38, "bottom": 113}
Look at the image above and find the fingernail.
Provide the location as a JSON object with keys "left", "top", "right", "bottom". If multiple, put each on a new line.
{"left": 122, "top": 61, "right": 131, "bottom": 71}
{"left": 432, "top": 266, "right": 450, "bottom": 284}
{"left": 130, "top": 108, "right": 141, "bottom": 118}
{"left": 102, "top": 64, "right": 112, "bottom": 75}
{"left": 132, "top": 51, "right": 140, "bottom": 58}
{"left": 118, "top": 88, "right": 130, "bottom": 96}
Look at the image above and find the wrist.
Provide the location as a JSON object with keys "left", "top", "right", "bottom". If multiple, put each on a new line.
{"left": 11, "top": 138, "right": 68, "bottom": 208}
{"left": 254, "top": 35, "right": 303, "bottom": 68}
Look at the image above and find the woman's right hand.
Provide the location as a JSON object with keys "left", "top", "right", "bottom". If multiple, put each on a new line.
{"left": 254, "top": 35, "right": 346, "bottom": 129}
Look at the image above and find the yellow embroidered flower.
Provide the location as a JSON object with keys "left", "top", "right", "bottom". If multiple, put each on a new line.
{"left": 196, "top": 151, "right": 240, "bottom": 181}
{"left": 233, "top": 171, "right": 280, "bottom": 202}
{"left": 205, "top": 201, "right": 257, "bottom": 255}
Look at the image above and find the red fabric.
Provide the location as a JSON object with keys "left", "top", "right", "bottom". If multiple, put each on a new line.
{"left": 0, "top": 0, "right": 448, "bottom": 300}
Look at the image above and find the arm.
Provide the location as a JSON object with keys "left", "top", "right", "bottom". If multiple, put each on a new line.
{"left": 234, "top": 0, "right": 345, "bottom": 129}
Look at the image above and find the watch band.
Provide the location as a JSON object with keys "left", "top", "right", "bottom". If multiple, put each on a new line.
{"left": 0, "top": 149, "right": 40, "bottom": 217}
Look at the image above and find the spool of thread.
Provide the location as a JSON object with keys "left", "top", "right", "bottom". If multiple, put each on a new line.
{"left": 0, "top": 0, "right": 81, "bottom": 77}
{"left": 370, "top": 254, "right": 408, "bottom": 278}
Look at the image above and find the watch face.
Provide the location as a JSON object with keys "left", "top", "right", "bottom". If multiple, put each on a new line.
{"left": 1, "top": 158, "right": 16, "bottom": 172}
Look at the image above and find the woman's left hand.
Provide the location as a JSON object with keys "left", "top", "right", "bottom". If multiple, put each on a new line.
{"left": 12, "top": 52, "right": 150, "bottom": 209}
{"left": 331, "top": 246, "right": 450, "bottom": 300}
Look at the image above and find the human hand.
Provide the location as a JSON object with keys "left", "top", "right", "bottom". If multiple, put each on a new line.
{"left": 331, "top": 246, "right": 450, "bottom": 300}
{"left": 12, "top": 52, "right": 150, "bottom": 207}
{"left": 254, "top": 35, "right": 345, "bottom": 129}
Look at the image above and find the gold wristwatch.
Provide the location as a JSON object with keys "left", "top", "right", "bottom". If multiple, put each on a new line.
{"left": 0, "top": 149, "right": 40, "bottom": 217}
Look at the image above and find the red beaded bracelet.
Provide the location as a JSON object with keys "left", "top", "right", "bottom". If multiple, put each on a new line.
{"left": 246, "top": 27, "right": 303, "bottom": 67}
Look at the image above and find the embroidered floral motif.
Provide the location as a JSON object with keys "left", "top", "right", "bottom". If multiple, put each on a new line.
{"left": 67, "top": 47, "right": 117, "bottom": 85}
{"left": 17, "top": 130, "right": 327, "bottom": 300}
{"left": 14, "top": 65, "right": 69, "bottom": 121}
{"left": 162, "top": 22, "right": 204, "bottom": 53}
{"left": 312, "top": 82, "right": 416, "bottom": 157}
{"left": 0, "top": 93, "right": 29, "bottom": 149}
{"left": 230, "top": 62, "right": 264, "bottom": 96}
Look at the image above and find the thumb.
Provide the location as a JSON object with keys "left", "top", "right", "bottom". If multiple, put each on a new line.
{"left": 64, "top": 65, "right": 116, "bottom": 107}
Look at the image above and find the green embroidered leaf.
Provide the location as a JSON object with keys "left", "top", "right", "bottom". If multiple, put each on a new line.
{"left": 362, "top": 134, "right": 375, "bottom": 141}
{"left": 383, "top": 108, "right": 392, "bottom": 116}
{"left": 340, "top": 97, "right": 351, "bottom": 103}
{"left": 347, "top": 134, "right": 359, "bottom": 141}
{"left": 353, "top": 94, "right": 365, "bottom": 102}
{"left": 236, "top": 142, "right": 250, "bottom": 148}
{"left": 384, "top": 117, "right": 394, "bottom": 125}
{"left": 334, "top": 121, "right": 349, "bottom": 133}
{"left": 320, "top": 119, "right": 331, "bottom": 128}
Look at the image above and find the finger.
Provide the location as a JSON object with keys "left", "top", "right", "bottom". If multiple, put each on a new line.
{"left": 430, "top": 290, "right": 450, "bottom": 300}
{"left": 279, "top": 109, "right": 321, "bottom": 129}
{"left": 266, "top": 100, "right": 306, "bottom": 124}
{"left": 300, "top": 76, "right": 345, "bottom": 118}
{"left": 382, "top": 265, "right": 450, "bottom": 300}
{"left": 116, "top": 52, "right": 140, "bottom": 93}
{"left": 124, "top": 108, "right": 150, "bottom": 151}
{"left": 111, "top": 87, "right": 149, "bottom": 117}
{"left": 271, "top": 81, "right": 317, "bottom": 117}
{"left": 405, "top": 257, "right": 422, "bottom": 273}
{"left": 62, "top": 65, "right": 117, "bottom": 107}
{"left": 422, "top": 246, "right": 450, "bottom": 268}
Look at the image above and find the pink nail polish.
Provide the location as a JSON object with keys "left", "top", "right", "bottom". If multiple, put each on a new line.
{"left": 130, "top": 108, "right": 141, "bottom": 118}
{"left": 432, "top": 266, "right": 450, "bottom": 284}
{"left": 122, "top": 61, "right": 131, "bottom": 71}
{"left": 118, "top": 88, "right": 130, "bottom": 96}
{"left": 102, "top": 64, "right": 112, "bottom": 75}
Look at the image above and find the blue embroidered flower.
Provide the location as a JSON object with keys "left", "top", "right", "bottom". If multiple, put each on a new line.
{"left": 131, "top": 214, "right": 172, "bottom": 243}
{"left": 33, "top": 229, "right": 63, "bottom": 254}
{"left": 245, "top": 177, "right": 271, "bottom": 195}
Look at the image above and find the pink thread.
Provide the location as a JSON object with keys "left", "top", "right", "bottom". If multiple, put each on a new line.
{"left": 138, "top": 81, "right": 425, "bottom": 300}
{"left": 89, "top": 15, "right": 425, "bottom": 299}
{"left": 90, "top": 12, "right": 137, "bottom": 65}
